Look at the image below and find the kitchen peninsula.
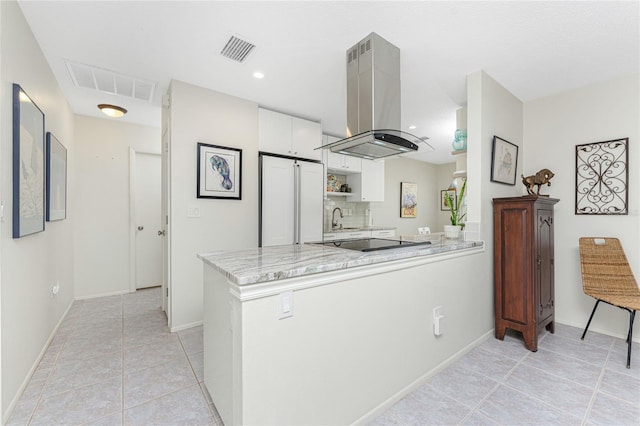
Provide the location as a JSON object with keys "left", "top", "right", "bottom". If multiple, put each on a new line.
{"left": 199, "top": 236, "right": 485, "bottom": 425}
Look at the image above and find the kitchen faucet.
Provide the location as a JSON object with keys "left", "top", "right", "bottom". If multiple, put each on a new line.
{"left": 332, "top": 207, "right": 343, "bottom": 230}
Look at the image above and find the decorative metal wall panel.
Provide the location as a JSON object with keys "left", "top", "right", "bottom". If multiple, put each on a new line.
{"left": 575, "top": 138, "right": 628, "bottom": 215}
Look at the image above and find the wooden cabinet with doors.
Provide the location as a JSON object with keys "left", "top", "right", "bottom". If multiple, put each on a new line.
{"left": 493, "top": 196, "right": 559, "bottom": 351}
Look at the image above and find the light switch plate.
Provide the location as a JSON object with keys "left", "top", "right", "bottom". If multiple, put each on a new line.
{"left": 187, "top": 205, "right": 201, "bottom": 218}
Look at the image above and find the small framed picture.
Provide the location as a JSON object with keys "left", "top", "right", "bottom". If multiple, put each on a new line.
{"left": 197, "top": 143, "right": 242, "bottom": 200}
{"left": 400, "top": 182, "right": 417, "bottom": 218}
{"left": 441, "top": 189, "right": 456, "bottom": 211}
{"left": 491, "top": 136, "right": 519, "bottom": 185}
{"left": 13, "top": 84, "right": 45, "bottom": 238}
{"left": 46, "top": 132, "right": 67, "bottom": 221}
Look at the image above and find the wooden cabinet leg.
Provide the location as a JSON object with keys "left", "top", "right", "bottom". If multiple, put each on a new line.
{"left": 523, "top": 329, "right": 538, "bottom": 352}
{"left": 495, "top": 325, "right": 506, "bottom": 341}
{"left": 546, "top": 321, "right": 555, "bottom": 333}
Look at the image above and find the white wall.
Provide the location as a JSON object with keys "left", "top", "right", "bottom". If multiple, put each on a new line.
{"left": 74, "top": 116, "right": 160, "bottom": 298}
{"left": 0, "top": 0, "right": 75, "bottom": 418}
{"left": 461, "top": 70, "right": 524, "bottom": 356}
{"left": 523, "top": 73, "right": 640, "bottom": 339}
{"left": 467, "top": 71, "right": 524, "bottom": 230}
{"left": 168, "top": 80, "right": 258, "bottom": 330}
{"left": 373, "top": 157, "right": 456, "bottom": 235}
{"left": 435, "top": 162, "right": 456, "bottom": 231}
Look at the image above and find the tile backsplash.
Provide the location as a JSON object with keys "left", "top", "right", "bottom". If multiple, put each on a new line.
{"left": 324, "top": 196, "right": 371, "bottom": 231}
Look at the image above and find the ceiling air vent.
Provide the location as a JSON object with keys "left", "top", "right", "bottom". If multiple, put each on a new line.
{"left": 65, "top": 60, "right": 157, "bottom": 103}
{"left": 220, "top": 35, "right": 255, "bottom": 63}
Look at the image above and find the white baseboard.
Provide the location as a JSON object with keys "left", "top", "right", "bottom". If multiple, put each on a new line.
{"left": 170, "top": 320, "right": 203, "bottom": 333}
{"left": 555, "top": 320, "right": 640, "bottom": 344}
{"left": 2, "top": 301, "right": 75, "bottom": 425}
{"left": 353, "top": 329, "right": 494, "bottom": 425}
{"left": 74, "top": 289, "right": 131, "bottom": 300}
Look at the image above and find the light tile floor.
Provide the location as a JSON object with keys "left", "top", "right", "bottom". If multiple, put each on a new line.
{"left": 7, "top": 287, "right": 221, "bottom": 426}
{"left": 7, "top": 287, "right": 640, "bottom": 425}
{"left": 370, "top": 324, "right": 640, "bottom": 425}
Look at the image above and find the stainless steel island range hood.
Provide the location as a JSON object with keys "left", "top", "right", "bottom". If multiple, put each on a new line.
{"left": 320, "top": 32, "right": 432, "bottom": 159}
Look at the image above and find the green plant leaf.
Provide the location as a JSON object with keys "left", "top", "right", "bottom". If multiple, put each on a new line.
{"left": 445, "top": 178, "right": 467, "bottom": 226}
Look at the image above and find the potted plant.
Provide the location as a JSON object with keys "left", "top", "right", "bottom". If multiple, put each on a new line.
{"left": 444, "top": 178, "right": 467, "bottom": 239}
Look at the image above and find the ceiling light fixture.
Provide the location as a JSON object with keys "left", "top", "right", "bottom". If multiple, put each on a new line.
{"left": 253, "top": 71, "right": 264, "bottom": 79}
{"left": 409, "top": 125, "right": 416, "bottom": 130}
{"left": 98, "top": 104, "right": 127, "bottom": 118}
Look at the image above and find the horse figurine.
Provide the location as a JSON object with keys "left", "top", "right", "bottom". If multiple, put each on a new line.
{"left": 521, "top": 169, "right": 554, "bottom": 195}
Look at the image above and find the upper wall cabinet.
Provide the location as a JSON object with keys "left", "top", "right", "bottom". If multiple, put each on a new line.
{"left": 347, "top": 159, "right": 385, "bottom": 202}
{"left": 324, "top": 135, "right": 361, "bottom": 174}
{"left": 258, "top": 108, "right": 322, "bottom": 161}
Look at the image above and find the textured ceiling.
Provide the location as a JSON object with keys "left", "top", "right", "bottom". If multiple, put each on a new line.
{"left": 17, "top": 1, "right": 640, "bottom": 164}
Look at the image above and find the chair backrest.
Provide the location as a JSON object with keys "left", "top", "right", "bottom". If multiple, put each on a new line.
{"left": 418, "top": 227, "right": 431, "bottom": 235}
{"left": 578, "top": 237, "right": 640, "bottom": 302}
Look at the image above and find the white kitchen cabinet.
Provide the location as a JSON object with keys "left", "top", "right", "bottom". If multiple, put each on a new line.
{"left": 340, "top": 230, "right": 371, "bottom": 239}
{"left": 325, "top": 230, "right": 370, "bottom": 240}
{"left": 324, "top": 229, "right": 395, "bottom": 241}
{"left": 258, "top": 108, "right": 322, "bottom": 161}
{"left": 292, "top": 117, "right": 322, "bottom": 160}
{"left": 328, "top": 151, "right": 361, "bottom": 173}
{"left": 347, "top": 159, "right": 385, "bottom": 202}
{"left": 371, "top": 229, "right": 395, "bottom": 238}
{"left": 325, "top": 135, "right": 361, "bottom": 173}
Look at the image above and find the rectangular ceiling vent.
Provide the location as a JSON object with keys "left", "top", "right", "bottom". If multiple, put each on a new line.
{"left": 220, "top": 35, "right": 255, "bottom": 63}
{"left": 65, "top": 60, "right": 157, "bottom": 103}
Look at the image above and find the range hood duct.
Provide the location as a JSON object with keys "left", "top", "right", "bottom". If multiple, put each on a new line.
{"left": 320, "top": 32, "right": 432, "bottom": 160}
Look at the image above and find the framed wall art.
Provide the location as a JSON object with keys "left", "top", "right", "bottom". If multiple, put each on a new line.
{"left": 400, "top": 182, "right": 417, "bottom": 218}
{"left": 12, "top": 84, "right": 45, "bottom": 238}
{"left": 46, "top": 132, "right": 67, "bottom": 221}
{"left": 490, "top": 136, "right": 518, "bottom": 185}
{"left": 441, "top": 189, "right": 456, "bottom": 211}
{"left": 575, "top": 138, "right": 628, "bottom": 215}
{"left": 197, "top": 142, "right": 242, "bottom": 200}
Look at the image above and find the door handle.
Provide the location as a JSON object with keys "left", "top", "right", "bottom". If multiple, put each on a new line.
{"left": 137, "top": 226, "right": 144, "bottom": 231}
{"left": 158, "top": 230, "right": 166, "bottom": 236}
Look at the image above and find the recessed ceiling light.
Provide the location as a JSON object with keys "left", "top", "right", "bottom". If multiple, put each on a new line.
{"left": 253, "top": 71, "right": 264, "bottom": 79}
{"left": 409, "top": 125, "right": 416, "bottom": 130}
{"left": 98, "top": 104, "right": 127, "bottom": 118}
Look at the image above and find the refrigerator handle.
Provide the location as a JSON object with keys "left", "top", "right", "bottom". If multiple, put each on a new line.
{"left": 294, "top": 163, "right": 300, "bottom": 244}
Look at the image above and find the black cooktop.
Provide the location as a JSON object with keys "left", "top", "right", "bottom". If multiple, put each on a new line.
{"left": 316, "top": 238, "right": 431, "bottom": 252}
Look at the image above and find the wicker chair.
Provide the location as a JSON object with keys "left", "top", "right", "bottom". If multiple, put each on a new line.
{"left": 579, "top": 237, "right": 640, "bottom": 368}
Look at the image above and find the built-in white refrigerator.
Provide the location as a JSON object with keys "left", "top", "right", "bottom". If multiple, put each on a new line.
{"left": 260, "top": 154, "right": 324, "bottom": 247}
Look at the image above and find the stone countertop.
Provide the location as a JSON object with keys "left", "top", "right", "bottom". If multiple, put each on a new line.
{"left": 198, "top": 236, "right": 483, "bottom": 286}
{"left": 325, "top": 226, "right": 396, "bottom": 234}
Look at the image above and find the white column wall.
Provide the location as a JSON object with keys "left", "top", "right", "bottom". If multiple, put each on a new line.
{"left": 523, "top": 73, "right": 640, "bottom": 339}
{"left": 168, "top": 80, "right": 258, "bottom": 330}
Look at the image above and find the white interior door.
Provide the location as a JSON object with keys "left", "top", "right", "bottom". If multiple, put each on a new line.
{"left": 134, "top": 152, "right": 162, "bottom": 289}
{"left": 161, "top": 121, "right": 170, "bottom": 315}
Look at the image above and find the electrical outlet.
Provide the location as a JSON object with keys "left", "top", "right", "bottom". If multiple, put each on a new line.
{"left": 279, "top": 290, "right": 293, "bottom": 319}
{"left": 51, "top": 282, "right": 60, "bottom": 296}
{"left": 433, "top": 305, "right": 444, "bottom": 336}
